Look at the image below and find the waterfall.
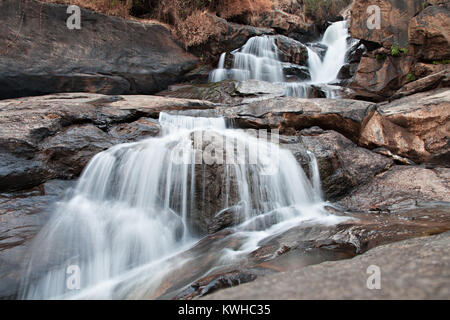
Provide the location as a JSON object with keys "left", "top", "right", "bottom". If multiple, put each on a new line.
{"left": 209, "top": 21, "right": 351, "bottom": 98}
{"left": 19, "top": 112, "right": 338, "bottom": 299}
{"left": 309, "top": 20, "right": 350, "bottom": 84}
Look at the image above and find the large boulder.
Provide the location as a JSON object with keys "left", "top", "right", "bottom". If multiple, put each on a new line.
{"left": 0, "top": 93, "right": 217, "bottom": 192}
{"left": 0, "top": 0, "right": 199, "bottom": 99}
{"left": 0, "top": 180, "right": 74, "bottom": 299}
{"left": 273, "top": 35, "right": 309, "bottom": 66}
{"left": 338, "top": 166, "right": 450, "bottom": 212}
{"left": 359, "top": 89, "right": 450, "bottom": 166}
{"left": 409, "top": 3, "right": 450, "bottom": 61}
{"left": 349, "top": 54, "right": 414, "bottom": 101}
{"left": 287, "top": 129, "right": 394, "bottom": 200}
{"left": 349, "top": 0, "right": 423, "bottom": 48}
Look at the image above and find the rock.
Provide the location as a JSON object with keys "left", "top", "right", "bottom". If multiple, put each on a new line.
{"left": 108, "top": 118, "right": 161, "bottom": 142}
{"left": 237, "top": 9, "right": 318, "bottom": 42}
{"left": 0, "top": 180, "right": 74, "bottom": 299}
{"left": 409, "top": 4, "right": 450, "bottom": 61}
{"left": 273, "top": 35, "right": 309, "bottom": 66}
{"left": 338, "top": 166, "right": 450, "bottom": 211}
{"left": 349, "top": 0, "right": 423, "bottom": 48}
{"left": 220, "top": 97, "right": 376, "bottom": 143}
{"left": 350, "top": 54, "right": 414, "bottom": 102}
{"left": 392, "top": 70, "right": 450, "bottom": 99}
{"left": 359, "top": 89, "right": 450, "bottom": 165}
{"left": 235, "top": 80, "right": 286, "bottom": 97}
{"left": 0, "top": 93, "right": 217, "bottom": 192}
{"left": 204, "top": 232, "right": 450, "bottom": 300}
{"left": 288, "top": 130, "right": 394, "bottom": 200}
{"left": 0, "top": 0, "right": 199, "bottom": 99}
{"left": 413, "top": 62, "right": 449, "bottom": 78}
{"left": 187, "top": 13, "right": 273, "bottom": 65}
{"left": 282, "top": 63, "right": 311, "bottom": 81}
{"left": 174, "top": 270, "right": 257, "bottom": 299}
{"left": 158, "top": 80, "right": 286, "bottom": 104}
{"left": 131, "top": 202, "right": 450, "bottom": 299}
{"left": 38, "top": 124, "right": 119, "bottom": 180}
{"left": 157, "top": 81, "right": 240, "bottom": 104}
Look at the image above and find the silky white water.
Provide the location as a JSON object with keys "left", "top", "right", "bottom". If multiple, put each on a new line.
{"left": 209, "top": 20, "right": 351, "bottom": 98}
{"left": 20, "top": 112, "right": 341, "bottom": 299}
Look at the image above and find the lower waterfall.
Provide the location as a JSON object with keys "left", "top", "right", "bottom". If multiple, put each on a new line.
{"left": 20, "top": 113, "right": 344, "bottom": 299}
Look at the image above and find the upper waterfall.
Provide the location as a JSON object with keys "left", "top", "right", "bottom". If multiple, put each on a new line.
{"left": 209, "top": 20, "right": 351, "bottom": 98}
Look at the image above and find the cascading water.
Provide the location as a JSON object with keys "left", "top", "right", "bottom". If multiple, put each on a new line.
{"left": 209, "top": 20, "right": 351, "bottom": 98}
{"left": 20, "top": 112, "right": 342, "bottom": 300}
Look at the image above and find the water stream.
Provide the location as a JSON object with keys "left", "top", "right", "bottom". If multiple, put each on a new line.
{"left": 20, "top": 112, "right": 344, "bottom": 299}
{"left": 209, "top": 20, "right": 351, "bottom": 98}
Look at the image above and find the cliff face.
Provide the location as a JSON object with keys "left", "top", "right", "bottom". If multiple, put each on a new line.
{"left": 347, "top": 0, "right": 449, "bottom": 101}
{"left": 0, "top": 0, "right": 199, "bottom": 99}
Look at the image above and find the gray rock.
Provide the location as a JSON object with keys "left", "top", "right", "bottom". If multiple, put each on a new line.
{"left": 204, "top": 232, "right": 450, "bottom": 300}
{"left": 0, "top": 0, "right": 198, "bottom": 99}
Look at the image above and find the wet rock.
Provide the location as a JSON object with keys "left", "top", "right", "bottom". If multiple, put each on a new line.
{"left": 409, "top": 4, "right": 450, "bottom": 61}
{"left": 359, "top": 89, "right": 450, "bottom": 166}
{"left": 286, "top": 130, "right": 394, "bottom": 200}
{"left": 205, "top": 232, "right": 450, "bottom": 300}
{"left": 157, "top": 81, "right": 240, "bottom": 104}
{"left": 337, "top": 166, "right": 450, "bottom": 212}
{"left": 221, "top": 97, "right": 376, "bottom": 142}
{"left": 39, "top": 124, "right": 119, "bottom": 179}
{"left": 174, "top": 270, "right": 257, "bottom": 300}
{"left": 0, "top": 180, "right": 74, "bottom": 299}
{"left": 273, "top": 35, "right": 309, "bottom": 66}
{"left": 0, "top": 0, "right": 198, "bottom": 99}
{"left": 108, "top": 118, "right": 161, "bottom": 142}
{"left": 0, "top": 93, "right": 217, "bottom": 192}
{"left": 282, "top": 63, "right": 311, "bottom": 81}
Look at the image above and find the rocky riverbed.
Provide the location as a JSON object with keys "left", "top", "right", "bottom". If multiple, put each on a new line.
{"left": 0, "top": 0, "right": 449, "bottom": 300}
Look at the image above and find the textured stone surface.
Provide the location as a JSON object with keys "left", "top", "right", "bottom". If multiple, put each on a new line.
{"left": 205, "top": 232, "right": 450, "bottom": 300}
{"left": 0, "top": 0, "right": 199, "bottom": 99}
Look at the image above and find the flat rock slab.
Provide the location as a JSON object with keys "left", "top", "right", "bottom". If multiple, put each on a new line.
{"left": 204, "top": 232, "right": 450, "bottom": 300}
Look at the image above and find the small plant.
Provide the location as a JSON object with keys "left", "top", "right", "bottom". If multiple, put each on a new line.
{"left": 406, "top": 73, "right": 416, "bottom": 83}
{"left": 432, "top": 59, "right": 450, "bottom": 65}
{"left": 391, "top": 44, "right": 408, "bottom": 57}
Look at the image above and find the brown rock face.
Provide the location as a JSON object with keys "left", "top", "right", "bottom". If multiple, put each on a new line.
{"left": 409, "top": 4, "right": 450, "bottom": 61}
{"left": 349, "top": 0, "right": 423, "bottom": 48}
{"left": 187, "top": 13, "right": 274, "bottom": 65}
{"left": 359, "top": 89, "right": 450, "bottom": 166}
{"left": 392, "top": 70, "right": 450, "bottom": 99}
{"left": 338, "top": 166, "right": 450, "bottom": 211}
{"left": 273, "top": 35, "right": 309, "bottom": 66}
{"left": 0, "top": 0, "right": 199, "bottom": 100}
{"left": 350, "top": 54, "right": 414, "bottom": 101}
{"left": 291, "top": 130, "right": 394, "bottom": 200}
